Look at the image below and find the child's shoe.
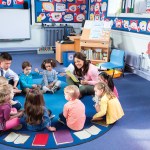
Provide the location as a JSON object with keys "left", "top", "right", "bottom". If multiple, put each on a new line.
{"left": 58, "top": 119, "right": 65, "bottom": 125}
{"left": 42, "top": 86, "right": 50, "bottom": 93}
{"left": 50, "top": 85, "right": 59, "bottom": 93}
{"left": 50, "top": 114, "right": 55, "bottom": 119}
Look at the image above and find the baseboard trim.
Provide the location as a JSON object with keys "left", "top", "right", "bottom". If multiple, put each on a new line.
{"left": 126, "top": 64, "right": 150, "bottom": 81}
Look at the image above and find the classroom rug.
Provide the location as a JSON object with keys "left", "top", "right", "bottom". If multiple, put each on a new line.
{"left": 0, "top": 79, "right": 113, "bottom": 149}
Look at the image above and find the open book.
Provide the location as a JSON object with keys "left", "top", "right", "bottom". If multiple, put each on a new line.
{"left": 65, "top": 63, "right": 79, "bottom": 83}
{"left": 74, "top": 125, "right": 101, "bottom": 140}
{"left": 53, "top": 129, "right": 73, "bottom": 145}
{"left": 4, "top": 132, "right": 30, "bottom": 144}
{"left": 65, "top": 70, "right": 79, "bottom": 82}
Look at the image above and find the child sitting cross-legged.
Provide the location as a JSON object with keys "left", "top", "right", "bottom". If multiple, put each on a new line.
{"left": 92, "top": 82, "right": 124, "bottom": 125}
{"left": 22, "top": 89, "right": 56, "bottom": 132}
{"left": 0, "top": 76, "right": 22, "bottom": 112}
{"left": 41, "top": 58, "right": 61, "bottom": 94}
{"left": 0, "top": 84, "right": 22, "bottom": 131}
{"left": 58, "top": 85, "right": 86, "bottom": 131}
{"left": 19, "top": 61, "right": 42, "bottom": 94}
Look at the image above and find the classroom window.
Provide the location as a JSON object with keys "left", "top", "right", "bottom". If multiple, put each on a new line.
{"left": 107, "top": 0, "right": 150, "bottom": 18}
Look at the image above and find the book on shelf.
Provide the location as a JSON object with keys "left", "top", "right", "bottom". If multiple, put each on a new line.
{"left": 74, "top": 125, "right": 101, "bottom": 140}
{"left": 53, "top": 129, "right": 73, "bottom": 145}
{"left": 4, "top": 132, "right": 30, "bottom": 144}
{"left": 32, "top": 133, "right": 49, "bottom": 146}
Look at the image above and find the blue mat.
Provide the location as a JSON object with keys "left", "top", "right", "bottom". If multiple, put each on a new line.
{"left": 0, "top": 79, "right": 113, "bottom": 149}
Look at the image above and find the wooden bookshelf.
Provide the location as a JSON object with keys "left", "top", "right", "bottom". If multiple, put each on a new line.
{"left": 80, "top": 21, "right": 111, "bottom": 65}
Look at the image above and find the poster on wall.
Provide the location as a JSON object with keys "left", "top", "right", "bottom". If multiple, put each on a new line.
{"left": 89, "top": 0, "right": 150, "bottom": 35}
{"left": 0, "top": 0, "right": 30, "bottom": 8}
{"left": 35, "top": 0, "right": 88, "bottom": 23}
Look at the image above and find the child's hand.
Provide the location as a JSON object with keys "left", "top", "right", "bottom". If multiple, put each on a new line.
{"left": 13, "top": 89, "right": 22, "bottom": 94}
{"left": 10, "top": 108, "right": 18, "bottom": 115}
{"left": 10, "top": 100, "right": 17, "bottom": 105}
{"left": 32, "top": 84, "right": 37, "bottom": 88}
{"left": 47, "top": 126, "right": 56, "bottom": 131}
{"left": 35, "top": 68, "right": 39, "bottom": 73}
{"left": 59, "top": 72, "right": 66, "bottom": 76}
{"left": 48, "top": 83, "right": 54, "bottom": 88}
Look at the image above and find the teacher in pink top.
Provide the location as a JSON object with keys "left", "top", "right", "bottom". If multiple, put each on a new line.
{"left": 66, "top": 52, "right": 99, "bottom": 97}
{"left": 59, "top": 85, "right": 86, "bottom": 131}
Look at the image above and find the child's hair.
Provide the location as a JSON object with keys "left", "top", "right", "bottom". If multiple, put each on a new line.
{"left": 95, "top": 82, "right": 115, "bottom": 99}
{"left": 41, "top": 58, "right": 57, "bottom": 70}
{"left": 64, "top": 85, "right": 80, "bottom": 99}
{"left": 24, "top": 89, "right": 45, "bottom": 125}
{"left": 0, "top": 52, "right": 12, "bottom": 61}
{"left": 99, "top": 72, "right": 114, "bottom": 91}
{"left": 22, "top": 61, "right": 32, "bottom": 70}
{"left": 0, "top": 84, "right": 13, "bottom": 104}
{"left": 0, "top": 76, "right": 8, "bottom": 86}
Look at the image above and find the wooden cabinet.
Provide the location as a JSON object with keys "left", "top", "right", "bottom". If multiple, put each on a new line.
{"left": 68, "top": 36, "right": 80, "bottom": 52}
{"left": 55, "top": 42, "right": 75, "bottom": 63}
{"left": 80, "top": 40, "right": 110, "bottom": 65}
{"left": 55, "top": 36, "right": 81, "bottom": 64}
{"left": 80, "top": 21, "right": 111, "bottom": 65}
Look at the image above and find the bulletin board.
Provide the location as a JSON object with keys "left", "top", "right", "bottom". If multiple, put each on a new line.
{"left": 0, "top": 0, "right": 30, "bottom": 8}
{"left": 89, "top": 0, "right": 150, "bottom": 35}
{"left": 34, "top": 0, "right": 88, "bottom": 23}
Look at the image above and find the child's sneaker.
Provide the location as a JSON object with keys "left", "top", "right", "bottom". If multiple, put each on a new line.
{"left": 58, "top": 119, "right": 65, "bottom": 125}
{"left": 51, "top": 85, "right": 58, "bottom": 93}
{"left": 42, "top": 86, "right": 50, "bottom": 93}
{"left": 50, "top": 114, "right": 55, "bottom": 119}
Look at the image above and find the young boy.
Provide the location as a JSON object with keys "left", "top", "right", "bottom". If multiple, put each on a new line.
{"left": 0, "top": 52, "right": 19, "bottom": 89}
{"left": 19, "top": 61, "right": 41, "bottom": 94}
{"left": 58, "top": 85, "right": 86, "bottom": 131}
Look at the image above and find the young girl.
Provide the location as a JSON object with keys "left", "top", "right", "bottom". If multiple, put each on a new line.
{"left": 0, "top": 84, "right": 20, "bottom": 131}
{"left": 41, "top": 58, "right": 61, "bottom": 93}
{"left": 92, "top": 82, "right": 124, "bottom": 125}
{"left": 0, "top": 76, "right": 22, "bottom": 112}
{"left": 59, "top": 85, "right": 86, "bottom": 131}
{"left": 99, "top": 72, "right": 119, "bottom": 98}
{"left": 23, "top": 89, "right": 56, "bottom": 131}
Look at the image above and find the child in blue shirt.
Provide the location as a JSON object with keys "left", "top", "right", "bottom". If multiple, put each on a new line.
{"left": 19, "top": 61, "right": 41, "bottom": 94}
{"left": 22, "top": 89, "right": 56, "bottom": 131}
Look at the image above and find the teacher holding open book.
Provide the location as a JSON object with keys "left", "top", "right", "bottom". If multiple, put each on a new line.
{"left": 66, "top": 52, "right": 99, "bottom": 98}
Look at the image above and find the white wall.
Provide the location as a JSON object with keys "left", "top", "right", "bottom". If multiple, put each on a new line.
{"left": 111, "top": 30, "right": 150, "bottom": 80}
{"left": 0, "top": 23, "right": 81, "bottom": 51}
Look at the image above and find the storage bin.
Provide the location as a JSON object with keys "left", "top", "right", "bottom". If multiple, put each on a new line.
{"left": 105, "top": 69, "right": 122, "bottom": 78}
{"left": 62, "top": 51, "right": 75, "bottom": 67}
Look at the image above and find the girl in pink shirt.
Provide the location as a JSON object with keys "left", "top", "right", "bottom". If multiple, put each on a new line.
{"left": 59, "top": 85, "right": 86, "bottom": 131}
{"left": 0, "top": 84, "right": 20, "bottom": 131}
{"left": 98, "top": 72, "right": 119, "bottom": 98}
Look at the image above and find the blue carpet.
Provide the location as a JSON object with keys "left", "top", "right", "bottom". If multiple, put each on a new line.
{"left": 0, "top": 79, "right": 113, "bottom": 149}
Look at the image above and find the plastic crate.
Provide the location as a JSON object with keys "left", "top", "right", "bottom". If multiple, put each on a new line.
{"left": 62, "top": 51, "right": 75, "bottom": 67}
{"left": 105, "top": 69, "right": 122, "bottom": 78}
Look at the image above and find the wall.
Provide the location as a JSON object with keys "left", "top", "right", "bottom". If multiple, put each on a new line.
{"left": 111, "top": 30, "right": 150, "bottom": 81}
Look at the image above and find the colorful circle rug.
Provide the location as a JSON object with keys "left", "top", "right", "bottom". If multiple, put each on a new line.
{"left": 0, "top": 80, "right": 113, "bottom": 149}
